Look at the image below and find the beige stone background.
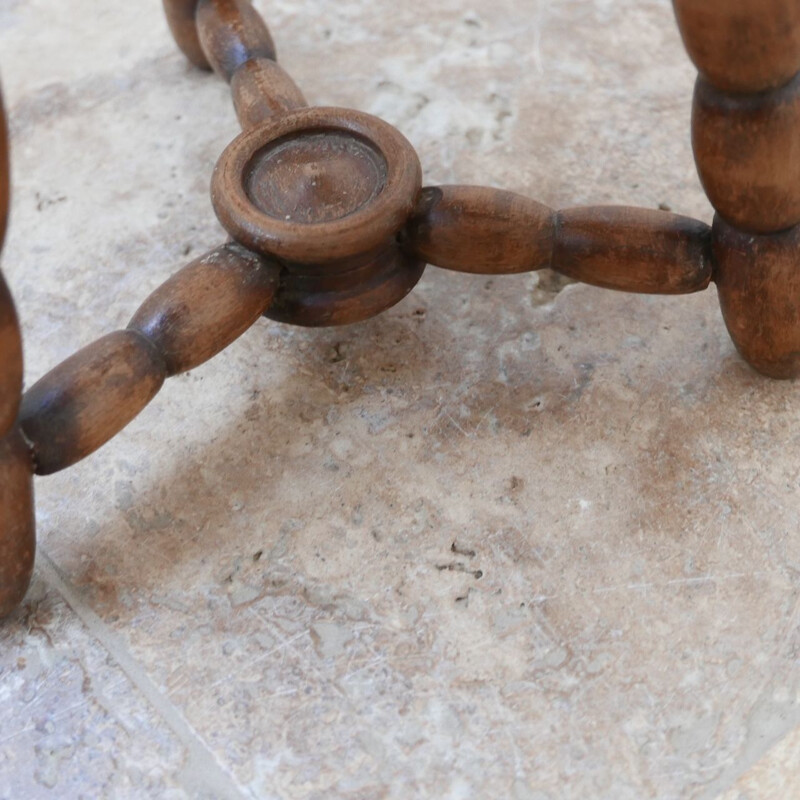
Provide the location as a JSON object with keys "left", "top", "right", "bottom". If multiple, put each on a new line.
{"left": 1, "top": 0, "right": 799, "bottom": 797}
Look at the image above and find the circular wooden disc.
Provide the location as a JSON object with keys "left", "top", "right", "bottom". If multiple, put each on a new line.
{"left": 211, "top": 107, "right": 422, "bottom": 263}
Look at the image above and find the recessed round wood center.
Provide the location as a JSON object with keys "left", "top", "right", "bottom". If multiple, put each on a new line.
{"left": 211, "top": 107, "right": 422, "bottom": 263}
{"left": 244, "top": 132, "right": 387, "bottom": 225}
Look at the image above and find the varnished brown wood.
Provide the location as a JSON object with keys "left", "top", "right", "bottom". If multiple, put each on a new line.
{"left": 0, "top": 276, "right": 22, "bottom": 438}
{"left": 677, "top": 3, "right": 800, "bottom": 376}
{"left": 0, "top": 89, "right": 34, "bottom": 619}
{"left": 693, "top": 75, "right": 800, "bottom": 234}
{"left": 231, "top": 58, "right": 307, "bottom": 129}
{"left": 674, "top": 0, "right": 800, "bottom": 93}
{"left": 266, "top": 244, "right": 425, "bottom": 327}
{"left": 162, "top": 0, "right": 210, "bottom": 69}
{"left": 212, "top": 106, "right": 422, "bottom": 264}
{"left": 713, "top": 216, "right": 800, "bottom": 379}
{"left": 20, "top": 331, "right": 167, "bottom": 475}
{"left": 0, "top": 96, "right": 23, "bottom": 438}
{"left": 401, "top": 185, "right": 554, "bottom": 274}
{"left": 0, "top": 429, "right": 35, "bottom": 618}
{"left": 129, "top": 243, "right": 279, "bottom": 375}
{"left": 197, "top": 0, "right": 276, "bottom": 82}
{"left": 552, "top": 206, "right": 712, "bottom": 294}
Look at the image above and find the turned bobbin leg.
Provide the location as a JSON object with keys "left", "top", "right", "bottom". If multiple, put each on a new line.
{"left": 0, "top": 92, "right": 36, "bottom": 616}
{"left": 162, "top": 0, "right": 210, "bottom": 69}
{"left": 163, "top": 0, "right": 306, "bottom": 129}
{"left": 674, "top": 0, "right": 800, "bottom": 377}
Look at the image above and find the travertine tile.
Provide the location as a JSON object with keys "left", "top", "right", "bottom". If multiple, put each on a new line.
{"left": 1, "top": 0, "right": 799, "bottom": 798}
{"left": 720, "top": 724, "right": 800, "bottom": 800}
{"left": 0, "top": 576, "right": 189, "bottom": 799}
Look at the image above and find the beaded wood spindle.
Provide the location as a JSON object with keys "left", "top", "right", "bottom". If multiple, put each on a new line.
{"left": 0, "top": 95, "right": 36, "bottom": 618}
{"left": 674, "top": 0, "right": 800, "bottom": 378}
{"left": 0, "top": 0, "right": 798, "bottom": 618}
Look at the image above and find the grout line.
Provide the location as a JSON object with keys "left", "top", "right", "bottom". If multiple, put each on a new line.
{"left": 38, "top": 550, "right": 251, "bottom": 800}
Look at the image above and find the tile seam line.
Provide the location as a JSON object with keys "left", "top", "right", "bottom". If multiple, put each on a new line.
{"left": 38, "top": 549, "right": 251, "bottom": 800}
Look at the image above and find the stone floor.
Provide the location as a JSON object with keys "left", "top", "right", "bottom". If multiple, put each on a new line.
{"left": 1, "top": 0, "right": 799, "bottom": 797}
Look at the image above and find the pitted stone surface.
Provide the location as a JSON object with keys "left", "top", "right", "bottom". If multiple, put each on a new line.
{"left": 1, "top": 1, "right": 799, "bottom": 798}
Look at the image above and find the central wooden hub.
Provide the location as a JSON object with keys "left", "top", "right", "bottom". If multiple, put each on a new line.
{"left": 245, "top": 132, "right": 388, "bottom": 225}
{"left": 210, "top": 107, "right": 425, "bottom": 326}
{"left": 211, "top": 106, "right": 422, "bottom": 264}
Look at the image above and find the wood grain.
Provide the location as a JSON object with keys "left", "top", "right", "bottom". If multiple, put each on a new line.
{"left": 674, "top": 0, "right": 800, "bottom": 93}
{"left": 713, "top": 215, "right": 800, "bottom": 378}
{"left": 693, "top": 74, "right": 800, "bottom": 233}
{"left": 0, "top": 428, "right": 35, "bottom": 618}
{"left": 20, "top": 330, "right": 167, "bottom": 475}
{"left": 0, "top": 275, "right": 22, "bottom": 438}
{"left": 266, "top": 244, "right": 425, "bottom": 327}
{"left": 552, "top": 206, "right": 712, "bottom": 294}
{"left": 401, "top": 185, "right": 554, "bottom": 274}
{"left": 212, "top": 107, "right": 422, "bottom": 264}
{"left": 162, "top": 0, "right": 210, "bottom": 69}
{"left": 231, "top": 58, "right": 307, "bottom": 129}
{"left": 129, "top": 243, "right": 280, "bottom": 375}
{"left": 0, "top": 95, "right": 23, "bottom": 438}
{"left": 197, "top": 0, "right": 276, "bottom": 82}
